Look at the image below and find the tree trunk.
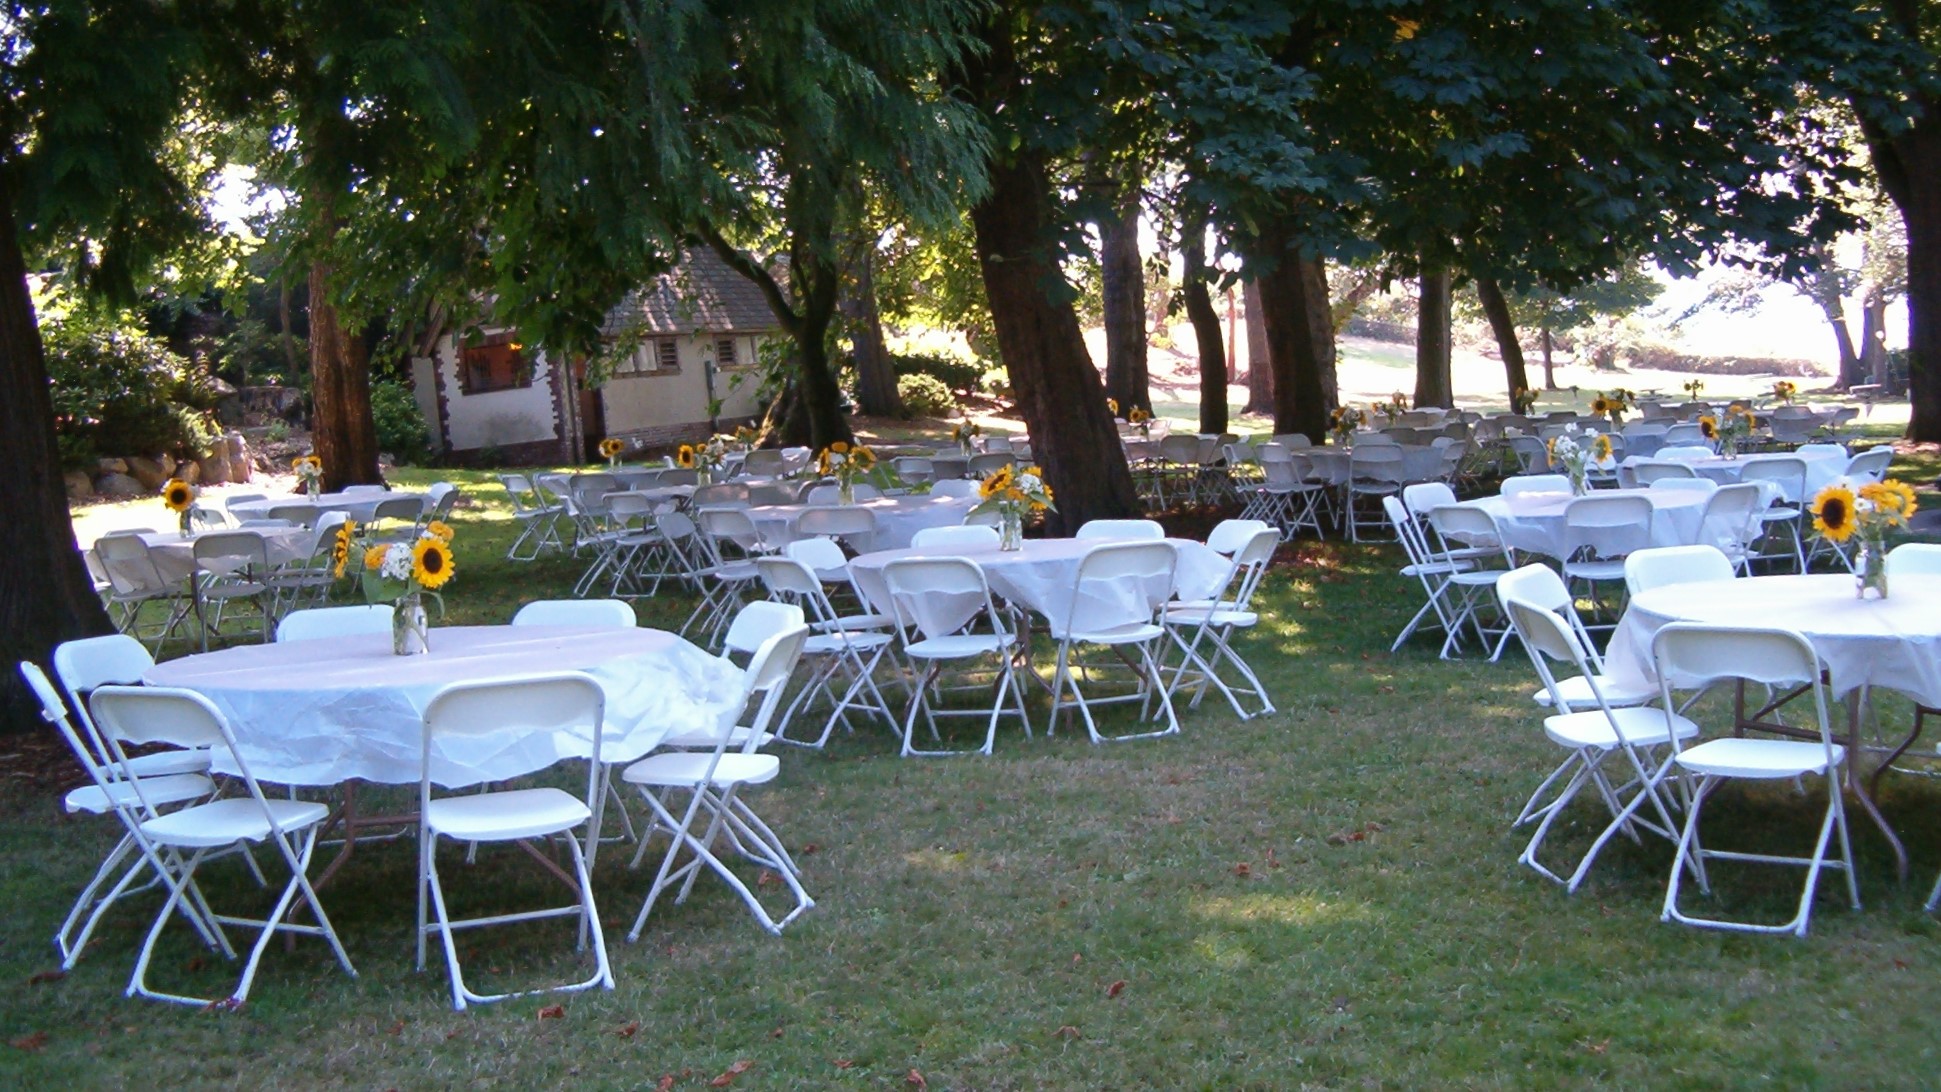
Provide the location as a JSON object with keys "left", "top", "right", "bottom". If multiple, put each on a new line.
{"left": 1817, "top": 289, "right": 1864, "bottom": 389}
{"left": 278, "top": 277, "right": 301, "bottom": 381}
{"left": 1302, "top": 257, "right": 1339, "bottom": 409}
{"left": 791, "top": 276, "right": 852, "bottom": 449}
{"left": 1862, "top": 289, "right": 1890, "bottom": 386}
{"left": 1856, "top": 81, "right": 1941, "bottom": 441}
{"left": 1182, "top": 226, "right": 1227, "bottom": 434}
{"left": 1242, "top": 278, "right": 1274, "bottom": 414}
{"left": 1099, "top": 180, "right": 1150, "bottom": 413}
{"left": 1540, "top": 326, "right": 1557, "bottom": 389}
{"left": 1477, "top": 276, "right": 1530, "bottom": 405}
{"left": 0, "top": 189, "right": 113, "bottom": 726}
{"left": 307, "top": 257, "right": 383, "bottom": 490}
{"left": 1256, "top": 252, "right": 1331, "bottom": 441}
{"left": 843, "top": 245, "right": 902, "bottom": 418}
{"left": 1414, "top": 266, "right": 1453, "bottom": 409}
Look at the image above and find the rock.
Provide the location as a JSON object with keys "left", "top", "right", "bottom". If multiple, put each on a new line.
{"left": 95, "top": 457, "right": 128, "bottom": 475}
{"left": 93, "top": 472, "right": 146, "bottom": 498}
{"left": 155, "top": 453, "right": 176, "bottom": 477}
{"left": 197, "top": 450, "right": 231, "bottom": 486}
{"left": 125, "top": 456, "right": 171, "bottom": 491}
{"left": 176, "top": 461, "right": 200, "bottom": 485}
{"left": 225, "top": 432, "right": 252, "bottom": 483}
{"left": 63, "top": 470, "right": 92, "bottom": 501}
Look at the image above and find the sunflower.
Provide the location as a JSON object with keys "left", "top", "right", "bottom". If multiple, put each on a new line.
{"left": 851, "top": 446, "right": 877, "bottom": 471}
{"left": 424, "top": 519, "right": 455, "bottom": 543}
{"left": 598, "top": 438, "right": 624, "bottom": 459}
{"left": 1593, "top": 434, "right": 1613, "bottom": 461}
{"left": 978, "top": 466, "right": 1014, "bottom": 500}
{"left": 412, "top": 537, "right": 456, "bottom": 589}
{"left": 1590, "top": 397, "right": 1609, "bottom": 415}
{"left": 1128, "top": 407, "right": 1149, "bottom": 424}
{"left": 1107, "top": 398, "right": 1120, "bottom": 416}
{"left": 1860, "top": 479, "right": 1918, "bottom": 522}
{"left": 331, "top": 520, "right": 357, "bottom": 578}
{"left": 1812, "top": 484, "right": 1857, "bottom": 542}
{"left": 1698, "top": 415, "right": 1718, "bottom": 440}
{"left": 676, "top": 444, "right": 696, "bottom": 469}
{"left": 829, "top": 440, "right": 850, "bottom": 455}
{"left": 161, "top": 479, "right": 194, "bottom": 512}
{"left": 364, "top": 543, "right": 390, "bottom": 571}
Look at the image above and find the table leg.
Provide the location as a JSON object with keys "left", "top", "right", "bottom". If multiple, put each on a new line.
{"left": 1844, "top": 693, "right": 1909, "bottom": 881}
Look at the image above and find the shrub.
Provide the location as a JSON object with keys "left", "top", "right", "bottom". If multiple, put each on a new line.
{"left": 980, "top": 367, "right": 1013, "bottom": 399}
{"left": 371, "top": 378, "right": 431, "bottom": 463}
{"left": 43, "top": 317, "right": 221, "bottom": 468}
{"left": 896, "top": 373, "right": 957, "bottom": 417}
{"left": 893, "top": 351, "right": 984, "bottom": 393}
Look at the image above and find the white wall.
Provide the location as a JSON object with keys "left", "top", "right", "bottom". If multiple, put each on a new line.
{"left": 435, "top": 335, "right": 560, "bottom": 451}
{"left": 408, "top": 356, "right": 441, "bottom": 450}
{"left": 600, "top": 332, "right": 769, "bottom": 433}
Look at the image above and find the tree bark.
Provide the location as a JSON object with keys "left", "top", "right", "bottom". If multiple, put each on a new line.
{"left": 1182, "top": 225, "right": 1227, "bottom": 435}
{"left": 1302, "top": 257, "right": 1339, "bottom": 410}
{"left": 0, "top": 188, "right": 114, "bottom": 726}
{"left": 1540, "top": 326, "right": 1557, "bottom": 389}
{"left": 1477, "top": 276, "right": 1531, "bottom": 405}
{"left": 1242, "top": 278, "right": 1274, "bottom": 414}
{"left": 1414, "top": 266, "right": 1454, "bottom": 409}
{"left": 843, "top": 244, "right": 902, "bottom": 418}
{"left": 1256, "top": 252, "right": 1331, "bottom": 441}
{"left": 307, "top": 257, "right": 383, "bottom": 489}
{"left": 1099, "top": 179, "right": 1150, "bottom": 413}
{"left": 1862, "top": 289, "right": 1890, "bottom": 386}
{"left": 1855, "top": 71, "right": 1941, "bottom": 441}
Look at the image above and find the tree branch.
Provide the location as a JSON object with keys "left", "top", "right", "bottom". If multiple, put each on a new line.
{"left": 696, "top": 221, "right": 801, "bottom": 335}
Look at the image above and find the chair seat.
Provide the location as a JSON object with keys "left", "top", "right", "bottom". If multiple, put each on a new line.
{"left": 812, "top": 613, "right": 892, "bottom": 633}
{"left": 1759, "top": 506, "right": 1801, "bottom": 520}
{"left": 1543, "top": 705, "right": 1699, "bottom": 750}
{"left": 1532, "top": 673, "right": 1656, "bottom": 709}
{"left": 65, "top": 772, "right": 213, "bottom": 815}
{"left": 905, "top": 633, "right": 1015, "bottom": 660}
{"left": 806, "top": 632, "right": 894, "bottom": 655}
{"left": 1048, "top": 621, "right": 1166, "bottom": 644}
{"left": 1163, "top": 606, "right": 1258, "bottom": 628}
{"left": 1447, "top": 570, "right": 1506, "bottom": 587}
{"left": 119, "top": 748, "right": 215, "bottom": 778}
{"left": 659, "top": 726, "right": 775, "bottom": 751}
{"left": 1401, "top": 559, "right": 1474, "bottom": 578}
{"left": 142, "top": 797, "right": 330, "bottom": 849}
{"left": 1676, "top": 738, "right": 1843, "bottom": 779}
{"left": 426, "top": 788, "right": 591, "bottom": 841}
{"left": 622, "top": 751, "right": 779, "bottom": 789}
{"left": 1562, "top": 559, "right": 1627, "bottom": 581}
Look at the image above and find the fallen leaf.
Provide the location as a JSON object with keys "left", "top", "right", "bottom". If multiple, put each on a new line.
{"left": 615, "top": 1021, "right": 640, "bottom": 1039}
{"left": 1232, "top": 862, "right": 1252, "bottom": 877}
{"left": 1055, "top": 1025, "right": 1082, "bottom": 1040}
{"left": 537, "top": 1004, "right": 566, "bottom": 1020}
{"left": 389, "top": 1020, "right": 406, "bottom": 1036}
{"left": 26, "top": 970, "right": 65, "bottom": 986}
{"left": 802, "top": 843, "right": 820, "bottom": 855}
{"left": 1071, "top": 953, "right": 1082, "bottom": 965}
{"left": 1105, "top": 979, "right": 1127, "bottom": 999}
{"left": 833, "top": 1059, "right": 855, "bottom": 1070}
{"left": 756, "top": 870, "right": 777, "bottom": 888}
{"left": 1584, "top": 1038, "right": 1609, "bottom": 1055}
{"left": 709, "top": 1059, "right": 754, "bottom": 1087}
{"left": 11, "top": 1031, "right": 48, "bottom": 1052}
{"left": 906, "top": 1070, "right": 927, "bottom": 1089}
{"left": 770, "top": 1026, "right": 785, "bottom": 1039}
{"left": 657, "top": 1076, "right": 675, "bottom": 1091}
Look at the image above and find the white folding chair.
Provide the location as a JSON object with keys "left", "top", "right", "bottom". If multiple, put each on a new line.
{"left": 1845, "top": 446, "right": 1892, "bottom": 484}
{"left": 511, "top": 599, "right": 637, "bottom": 628}
{"left": 1423, "top": 505, "right": 1517, "bottom": 660}
{"left": 88, "top": 686, "right": 356, "bottom": 1007}
{"left": 1497, "top": 596, "right": 1695, "bottom": 892}
{"left": 1046, "top": 542, "right": 1181, "bottom": 743}
{"left": 1500, "top": 473, "right": 1571, "bottom": 497}
{"left": 275, "top": 603, "right": 393, "bottom": 642}
{"left": 93, "top": 534, "right": 197, "bottom": 651}
{"left": 52, "top": 634, "right": 215, "bottom": 781}
{"left": 1622, "top": 545, "right": 1735, "bottom": 597}
{"left": 931, "top": 479, "right": 979, "bottom": 498}
{"left": 1888, "top": 542, "right": 1941, "bottom": 578}
{"left": 1075, "top": 518, "right": 1165, "bottom": 541}
{"left": 1736, "top": 456, "right": 1809, "bottom": 571}
{"left": 754, "top": 555, "right": 896, "bottom": 748}
{"left": 1205, "top": 518, "right": 1273, "bottom": 556}
{"left": 879, "top": 557, "right": 1031, "bottom": 756}
{"left": 1382, "top": 496, "right": 1469, "bottom": 653}
{"left": 1631, "top": 460, "right": 1698, "bottom": 486}
{"left": 1652, "top": 624, "right": 1858, "bottom": 935}
{"left": 20, "top": 661, "right": 216, "bottom": 971}
{"left": 1161, "top": 527, "right": 1279, "bottom": 718}
{"left": 500, "top": 473, "right": 567, "bottom": 560}
{"left": 1696, "top": 483, "right": 1765, "bottom": 572}
{"left": 416, "top": 674, "right": 613, "bottom": 1009}
{"left": 1493, "top": 564, "right": 1655, "bottom": 715}
{"left": 1560, "top": 493, "right": 1653, "bottom": 624}
{"left": 911, "top": 525, "right": 1000, "bottom": 550}
{"left": 190, "top": 531, "right": 275, "bottom": 649}
{"left": 624, "top": 624, "right": 815, "bottom": 936}
{"left": 265, "top": 511, "right": 347, "bottom": 616}
{"left": 684, "top": 509, "right": 767, "bottom": 647}
{"left": 1346, "top": 445, "right": 1407, "bottom": 542}
{"left": 796, "top": 505, "right": 879, "bottom": 554}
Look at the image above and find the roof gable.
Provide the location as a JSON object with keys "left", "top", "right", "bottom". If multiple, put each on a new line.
{"left": 602, "top": 248, "right": 785, "bottom": 337}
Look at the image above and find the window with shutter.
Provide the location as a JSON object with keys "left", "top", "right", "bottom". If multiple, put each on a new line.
{"left": 715, "top": 337, "right": 738, "bottom": 367}
{"left": 457, "top": 337, "right": 533, "bottom": 394}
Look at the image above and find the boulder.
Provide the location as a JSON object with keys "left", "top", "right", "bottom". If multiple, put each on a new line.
{"left": 197, "top": 450, "right": 231, "bottom": 486}
{"left": 95, "top": 457, "right": 128, "bottom": 475}
{"left": 225, "top": 432, "right": 252, "bottom": 483}
{"left": 93, "top": 472, "right": 146, "bottom": 498}
{"left": 63, "top": 470, "right": 92, "bottom": 501}
{"left": 176, "top": 461, "right": 200, "bottom": 485}
{"left": 125, "top": 456, "right": 172, "bottom": 491}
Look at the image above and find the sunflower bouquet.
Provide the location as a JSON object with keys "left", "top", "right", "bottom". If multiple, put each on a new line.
{"left": 1812, "top": 477, "right": 1917, "bottom": 599}
{"left": 1545, "top": 425, "right": 1605, "bottom": 495}
{"left": 336, "top": 518, "right": 458, "bottom": 653}
{"left": 1512, "top": 387, "right": 1539, "bottom": 414}
{"left": 971, "top": 463, "right": 1055, "bottom": 550}
{"left": 1699, "top": 404, "right": 1756, "bottom": 458}
{"left": 1127, "top": 406, "right": 1151, "bottom": 438}
{"left": 1375, "top": 391, "right": 1410, "bottom": 422}
{"left": 1589, "top": 388, "right": 1633, "bottom": 426}
{"left": 291, "top": 454, "right": 324, "bottom": 496}
{"left": 1772, "top": 380, "right": 1797, "bottom": 405}
{"left": 952, "top": 419, "right": 981, "bottom": 456}
{"left": 730, "top": 424, "right": 760, "bottom": 451}
{"left": 161, "top": 477, "right": 197, "bottom": 535}
{"left": 1329, "top": 404, "right": 1365, "bottom": 446}
{"left": 1683, "top": 378, "right": 1705, "bottom": 400}
{"left": 676, "top": 435, "right": 730, "bottom": 483}
{"left": 598, "top": 437, "right": 626, "bottom": 468}
{"left": 1107, "top": 397, "right": 1121, "bottom": 419}
{"left": 816, "top": 440, "right": 878, "bottom": 503}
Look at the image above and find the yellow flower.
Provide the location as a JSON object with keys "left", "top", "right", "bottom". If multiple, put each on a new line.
{"left": 1593, "top": 434, "right": 1612, "bottom": 461}
{"left": 1590, "top": 397, "right": 1609, "bottom": 415}
{"left": 1698, "top": 415, "right": 1718, "bottom": 440}
{"left": 1859, "top": 479, "right": 1918, "bottom": 523}
{"left": 851, "top": 446, "right": 877, "bottom": 471}
{"left": 424, "top": 520, "right": 455, "bottom": 543}
{"left": 412, "top": 537, "right": 456, "bottom": 590}
{"left": 599, "top": 438, "right": 624, "bottom": 459}
{"left": 364, "top": 544, "right": 390, "bottom": 571}
{"left": 1812, "top": 484, "right": 1857, "bottom": 543}
{"left": 331, "top": 521, "right": 356, "bottom": 578}
{"left": 1129, "top": 407, "right": 1149, "bottom": 424}
{"left": 829, "top": 440, "right": 850, "bottom": 455}
{"left": 978, "top": 466, "right": 1013, "bottom": 500}
{"left": 161, "top": 479, "right": 194, "bottom": 512}
{"left": 1107, "top": 398, "right": 1119, "bottom": 416}
{"left": 676, "top": 444, "right": 696, "bottom": 469}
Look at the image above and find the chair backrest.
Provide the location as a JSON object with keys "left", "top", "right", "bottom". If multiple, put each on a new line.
{"left": 695, "top": 506, "right": 765, "bottom": 556}
{"left": 1074, "top": 518, "right": 1164, "bottom": 542}
{"left": 738, "top": 449, "right": 783, "bottom": 476}
{"left": 422, "top": 674, "right": 605, "bottom": 794}
{"left": 1886, "top": 542, "right": 1941, "bottom": 578}
{"left": 911, "top": 525, "right": 1000, "bottom": 550}
{"left": 1649, "top": 476, "right": 1717, "bottom": 495}
{"left": 265, "top": 503, "right": 320, "bottom": 528}
{"left": 1426, "top": 505, "right": 1507, "bottom": 562}
{"left": 1698, "top": 483, "right": 1763, "bottom": 549}
{"left": 721, "top": 600, "right": 808, "bottom": 659}
{"left": 1795, "top": 442, "right": 1847, "bottom": 462}
{"left": 783, "top": 536, "right": 850, "bottom": 577}
{"left": 1350, "top": 444, "right": 1406, "bottom": 482}
{"left": 1845, "top": 446, "right": 1893, "bottom": 483}
{"left": 341, "top": 484, "right": 388, "bottom": 495}
{"left": 1158, "top": 434, "right": 1202, "bottom": 463}
{"left": 1623, "top": 545, "right": 1735, "bottom": 596}
{"left": 275, "top": 604, "right": 394, "bottom": 642}
{"left": 1067, "top": 542, "right": 1177, "bottom": 631}
{"left": 931, "top": 479, "right": 979, "bottom": 498}
{"left": 422, "top": 484, "right": 459, "bottom": 523}
{"left": 52, "top": 633, "right": 156, "bottom": 748}
{"left": 1631, "top": 460, "right": 1697, "bottom": 484}
{"left": 370, "top": 496, "right": 427, "bottom": 524}
{"left": 745, "top": 482, "right": 799, "bottom": 506}
{"left": 1500, "top": 474, "right": 1571, "bottom": 497}
{"left": 1495, "top": 562, "right": 1607, "bottom": 672}
{"left": 1270, "top": 433, "right": 1312, "bottom": 449}
{"left": 499, "top": 474, "right": 539, "bottom": 514}
{"left": 1500, "top": 595, "right": 1598, "bottom": 709}
{"left": 1506, "top": 435, "right": 1550, "bottom": 472}
{"left": 892, "top": 457, "right": 936, "bottom": 482}
{"left": 192, "top": 530, "right": 270, "bottom": 572}
{"left": 967, "top": 452, "right": 1015, "bottom": 476}
{"left": 1650, "top": 624, "right": 1830, "bottom": 748}
{"left": 1205, "top": 518, "right": 1272, "bottom": 555}
{"left": 1661, "top": 422, "right": 1704, "bottom": 445}
{"left": 692, "top": 482, "right": 751, "bottom": 508}
{"left": 19, "top": 660, "right": 124, "bottom": 791}
{"left": 881, "top": 556, "right": 1005, "bottom": 641}
{"left": 1735, "top": 455, "right": 1807, "bottom": 503}
{"left": 658, "top": 468, "right": 699, "bottom": 487}
{"left": 1382, "top": 496, "right": 1436, "bottom": 569}
{"left": 1401, "top": 482, "right": 1457, "bottom": 518}
{"left": 92, "top": 534, "right": 172, "bottom": 596}
{"left": 87, "top": 686, "right": 255, "bottom": 818}
{"left": 796, "top": 506, "right": 879, "bottom": 547}
{"left": 510, "top": 599, "right": 636, "bottom": 628}
{"left": 1562, "top": 493, "right": 1654, "bottom": 559}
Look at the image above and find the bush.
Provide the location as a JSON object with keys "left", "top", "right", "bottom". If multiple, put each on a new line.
{"left": 44, "top": 317, "right": 221, "bottom": 468}
{"left": 896, "top": 373, "right": 958, "bottom": 417}
{"left": 371, "top": 378, "right": 431, "bottom": 463}
{"left": 893, "top": 351, "right": 984, "bottom": 393}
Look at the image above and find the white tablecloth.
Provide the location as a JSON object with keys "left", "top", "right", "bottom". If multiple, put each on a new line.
{"left": 1305, "top": 445, "right": 1445, "bottom": 485}
{"left": 848, "top": 537, "right": 1232, "bottom": 633}
{"left": 1462, "top": 488, "right": 1708, "bottom": 560}
{"left": 739, "top": 495, "right": 980, "bottom": 551}
{"left": 229, "top": 491, "right": 427, "bottom": 523}
{"left": 131, "top": 528, "right": 313, "bottom": 583}
{"left": 1603, "top": 574, "right": 1941, "bottom": 706}
{"left": 143, "top": 626, "right": 744, "bottom": 788}
{"left": 1618, "top": 448, "right": 1846, "bottom": 499}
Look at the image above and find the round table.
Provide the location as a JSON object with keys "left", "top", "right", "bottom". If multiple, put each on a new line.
{"left": 1619, "top": 448, "right": 1847, "bottom": 499}
{"left": 847, "top": 537, "right": 1231, "bottom": 632}
{"left": 738, "top": 495, "right": 980, "bottom": 552}
{"left": 1304, "top": 445, "right": 1446, "bottom": 486}
{"left": 121, "top": 528, "right": 313, "bottom": 583}
{"left": 229, "top": 491, "right": 427, "bottom": 523}
{"left": 1462, "top": 488, "right": 1708, "bottom": 561}
{"left": 144, "top": 625, "right": 744, "bottom": 788}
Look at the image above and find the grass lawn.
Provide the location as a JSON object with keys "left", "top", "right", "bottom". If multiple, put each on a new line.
{"left": 8, "top": 434, "right": 1941, "bottom": 1088}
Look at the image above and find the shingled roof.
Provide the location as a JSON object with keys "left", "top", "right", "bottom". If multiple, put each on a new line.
{"left": 601, "top": 248, "right": 784, "bottom": 337}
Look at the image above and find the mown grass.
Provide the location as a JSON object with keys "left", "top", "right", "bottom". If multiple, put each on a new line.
{"left": 8, "top": 449, "right": 1941, "bottom": 1089}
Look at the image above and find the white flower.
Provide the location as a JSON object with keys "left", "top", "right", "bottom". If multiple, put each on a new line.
{"left": 829, "top": 453, "right": 846, "bottom": 467}
{"left": 1017, "top": 473, "right": 1043, "bottom": 493}
{"left": 380, "top": 543, "right": 414, "bottom": 581}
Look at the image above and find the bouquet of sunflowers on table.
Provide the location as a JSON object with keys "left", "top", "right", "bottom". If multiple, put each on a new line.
{"left": 336, "top": 517, "right": 458, "bottom": 599}
{"left": 1772, "top": 380, "right": 1797, "bottom": 404}
{"left": 291, "top": 454, "right": 324, "bottom": 496}
{"left": 598, "top": 437, "right": 626, "bottom": 467}
{"left": 161, "top": 477, "right": 197, "bottom": 534}
{"left": 971, "top": 463, "right": 1055, "bottom": 549}
{"left": 730, "top": 424, "right": 759, "bottom": 451}
{"left": 1698, "top": 403, "right": 1755, "bottom": 457}
{"left": 1812, "top": 476, "right": 1917, "bottom": 599}
{"left": 1376, "top": 391, "right": 1410, "bottom": 421}
{"left": 1683, "top": 378, "right": 1705, "bottom": 399}
{"left": 1127, "top": 406, "right": 1151, "bottom": 437}
{"left": 1546, "top": 425, "right": 1609, "bottom": 495}
{"left": 816, "top": 440, "right": 877, "bottom": 502}
{"left": 1512, "top": 387, "right": 1539, "bottom": 414}
{"left": 1590, "top": 388, "right": 1633, "bottom": 425}
{"left": 1329, "top": 404, "right": 1364, "bottom": 445}
{"left": 952, "top": 419, "right": 981, "bottom": 454}
{"left": 676, "top": 435, "right": 729, "bottom": 480}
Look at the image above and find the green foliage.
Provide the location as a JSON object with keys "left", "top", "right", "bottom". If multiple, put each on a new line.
{"left": 895, "top": 372, "right": 957, "bottom": 417}
{"left": 892, "top": 351, "right": 983, "bottom": 394}
{"left": 42, "top": 309, "right": 220, "bottom": 468}
{"left": 369, "top": 378, "right": 430, "bottom": 464}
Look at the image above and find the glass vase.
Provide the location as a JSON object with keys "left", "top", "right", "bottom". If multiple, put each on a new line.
{"left": 838, "top": 479, "right": 855, "bottom": 506}
{"left": 1570, "top": 472, "right": 1590, "bottom": 497}
{"left": 696, "top": 467, "right": 714, "bottom": 487}
{"left": 393, "top": 594, "right": 430, "bottom": 655}
{"left": 998, "top": 507, "right": 1024, "bottom": 551}
{"left": 1719, "top": 437, "right": 1739, "bottom": 460}
{"left": 1855, "top": 543, "right": 1889, "bottom": 600}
